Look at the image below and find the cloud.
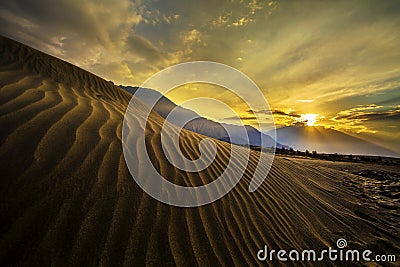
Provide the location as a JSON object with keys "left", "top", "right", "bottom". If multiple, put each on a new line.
{"left": 238, "top": 1, "right": 400, "bottom": 107}
{"left": 224, "top": 115, "right": 258, "bottom": 121}
{"left": 273, "top": 110, "right": 301, "bottom": 118}
{"left": 0, "top": 0, "right": 143, "bottom": 76}
{"left": 182, "top": 29, "right": 202, "bottom": 45}
{"left": 248, "top": 108, "right": 301, "bottom": 118}
{"left": 212, "top": 14, "right": 230, "bottom": 27}
{"left": 245, "top": 108, "right": 304, "bottom": 127}
{"left": 232, "top": 17, "right": 252, "bottom": 27}
{"left": 322, "top": 104, "right": 400, "bottom": 136}
{"left": 125, "top": 34, "right": 168, "bottom": 63}
{"left": 297, "top": 99, "right": 314, "bottom": 103}
{"left": 0, "top": 0, "right": 185, "bottom": 86}
{"left": 2, "top": 0, "right": 140, "bottom": 48}
{"left": 1, "top": 0, "right": 399, "bottom": 151}
{"left": 333, "top": 105, "right": 400, "bottom": 122}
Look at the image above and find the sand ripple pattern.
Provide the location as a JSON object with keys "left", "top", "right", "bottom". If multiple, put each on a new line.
{"left": 0, "top": 36, "right": 399, "bottom": 266}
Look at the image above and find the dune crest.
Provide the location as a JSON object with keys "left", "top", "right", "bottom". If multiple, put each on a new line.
{"left": 0, "top": 35, "right": 398, "bottom": 266}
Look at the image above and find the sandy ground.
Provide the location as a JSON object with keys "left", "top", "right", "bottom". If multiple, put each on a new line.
{"left": 0, "top": 35, "right": 399, "bottom": 266}
{"left": 283, "top": 156, "right": 399, "bottom": 235}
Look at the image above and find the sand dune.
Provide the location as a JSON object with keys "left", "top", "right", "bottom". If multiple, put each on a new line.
{"left": 0, "top": 35, "right": 399, "bottom": 266}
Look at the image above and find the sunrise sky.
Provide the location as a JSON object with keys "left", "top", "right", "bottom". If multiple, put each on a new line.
{"left": 0, "top": 0, "right": 399, "bottom": 152}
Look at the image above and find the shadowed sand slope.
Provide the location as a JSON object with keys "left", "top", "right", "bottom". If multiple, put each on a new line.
{"left": 0, "top": 35, "right": 399, "bottom": 266}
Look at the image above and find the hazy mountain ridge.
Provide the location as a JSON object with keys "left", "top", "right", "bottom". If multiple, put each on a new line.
{"left": 273, "top": 126, "right": 399, "bottom": 157}
{"left": 120, "top": 86, "right": 398, "bottom": 157}
{"left": 120, "top": 85, "right": 280, "bottom": 148}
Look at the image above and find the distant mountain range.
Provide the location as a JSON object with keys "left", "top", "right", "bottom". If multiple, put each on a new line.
{"left": 121, "top": 86, "right": 399, "bottom": 157}
{"left": 120, "top": 86, "right": 281, "bottom": 148}
{"left": 271, "top": 126, "right": 399, "bottom": 157}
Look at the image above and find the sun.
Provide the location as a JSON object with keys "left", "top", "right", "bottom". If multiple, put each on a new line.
{"left": 301, "top": 114, "right": 317, "bottom": 126}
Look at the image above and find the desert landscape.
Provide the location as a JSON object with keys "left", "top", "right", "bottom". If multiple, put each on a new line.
{"left": 1, "top": 34, "right": 399, "bottom": 266}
